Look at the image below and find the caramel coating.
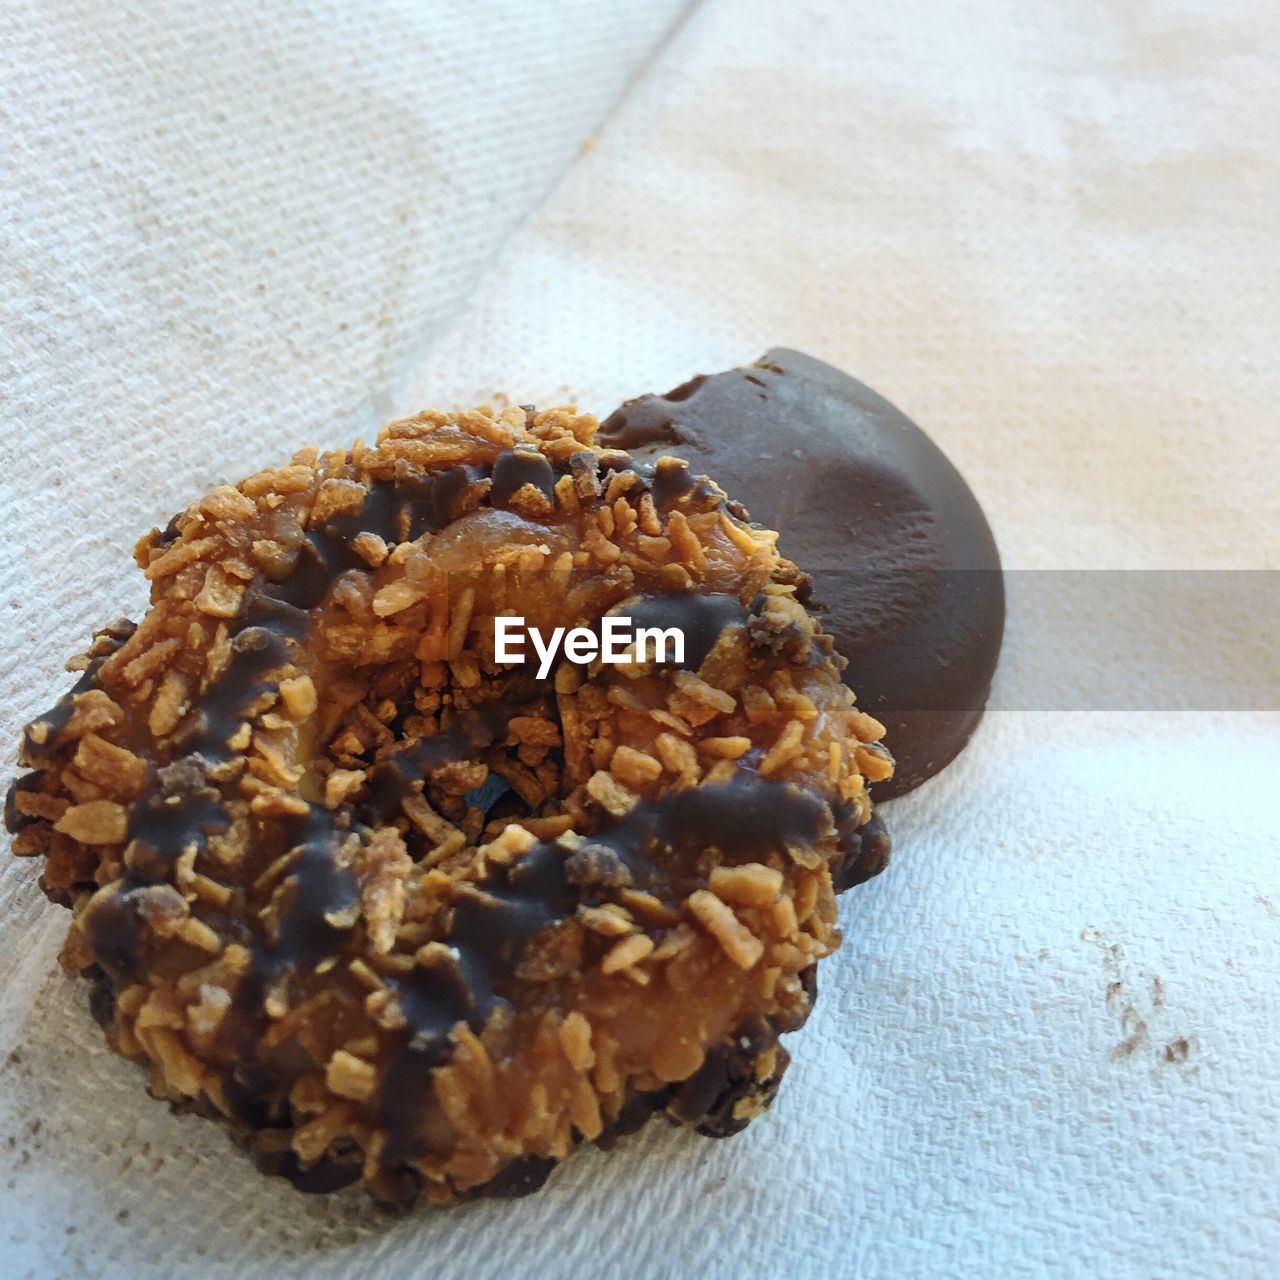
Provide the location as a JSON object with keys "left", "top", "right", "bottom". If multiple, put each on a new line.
{"left": 5, "top": 404, "right": 892, "bottom": 1207}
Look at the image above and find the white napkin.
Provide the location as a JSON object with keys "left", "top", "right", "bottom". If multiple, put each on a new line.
{"left": 3, "top": 2, "right": 1278, "bottom": 1277}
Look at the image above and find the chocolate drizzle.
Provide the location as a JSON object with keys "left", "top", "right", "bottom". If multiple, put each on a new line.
{"left": 375, "top": 766, "right": 830, "bottom": 1174}
{"left": 490, "top": 448, "right": 557, "bottom": 505}
{"left": 261, "top": 807, "right": 359, "bottom": 974}
{"left": 78, "top": 466, "right": 514, "bottom": 995}
{"left": 178, "top": 623, "right": 298, "bottom": 763}
{"left": 624, "top": 592, "right": 748, "bottom": 672}
{"left": 598, "top": 452, "right": 719, "bottom": 513}
{"left": 21, "top": 663, "right": 101, "bottom": 760}
{"left": 79, "top": 885, "right": 150, "bottom": 976}
{"left": 591, "top": 768, "right": 829, "bottom": 879}
{"left": 125, "top": 761, "right": 228, "bottom": 872}
{"left": 12, "top": 438, "right": 733, "bottom": 790}
{"left": 267, "top": 466, "right": 483, "bottom": 610}
{"left": 22, "top": 461, "right": 531, "bottom": 1003}
{"left": 363, "top": 690, "right": 543, "bottom": 833}
{"left": 376, "top": 839, "right": 580, "bottom": 1169}
{"left": 20, "top": 620, "right": 136, "bottom": 761}
{"left": 386, "top": 757, "right": 825, "bottom": 1087}
{"left": 365, "top": 729, "right": 478, "bottom": 826}
{"left": 648, "top": 457, "right": 700, "bottom": 509}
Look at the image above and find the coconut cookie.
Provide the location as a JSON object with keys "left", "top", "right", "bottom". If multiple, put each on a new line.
{"left": 5, "top": 404, "right": 892, "bottom": 1208}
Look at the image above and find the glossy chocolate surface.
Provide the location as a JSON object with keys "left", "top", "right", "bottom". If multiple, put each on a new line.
{"left": 601, "top": 349, "right": 1004, "bottom": 799}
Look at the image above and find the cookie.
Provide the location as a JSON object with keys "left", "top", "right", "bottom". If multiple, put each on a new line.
{"left": 601, "top": 348, "right": 1004, "bottom": 799}
{"left": 5, "top": 404, "right": 892, "bottom": 1207}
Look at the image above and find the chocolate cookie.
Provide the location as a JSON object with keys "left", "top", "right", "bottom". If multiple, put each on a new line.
{"left": 601, "top": 349, "right": 1004, "bottom": 799}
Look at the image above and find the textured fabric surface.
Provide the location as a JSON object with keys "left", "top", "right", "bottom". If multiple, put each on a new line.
{"left": 2, "top": 1, "right": 1278, "bottom": 1277}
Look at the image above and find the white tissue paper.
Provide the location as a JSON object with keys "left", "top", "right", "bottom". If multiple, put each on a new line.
{"left": 2, "top": 1, "right": 1277, "bottom": 1277}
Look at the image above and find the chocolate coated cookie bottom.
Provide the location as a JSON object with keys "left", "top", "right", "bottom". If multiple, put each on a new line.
{"left": 601, "top": 349, "right": 1004, "bottom": 799}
